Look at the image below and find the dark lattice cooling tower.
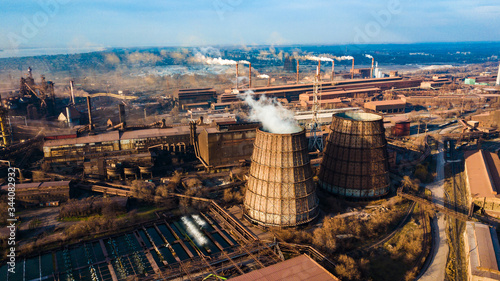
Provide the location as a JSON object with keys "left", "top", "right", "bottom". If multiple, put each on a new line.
{"left": 244, "top": 128, "right": 319, "bottom": 227}
{"left": 319, "top": 112, "right": 390, "bottom": 199}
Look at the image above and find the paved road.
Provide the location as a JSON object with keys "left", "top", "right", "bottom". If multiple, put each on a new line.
{"left": 418, "top": 142, "right": 448, "bottom": 281}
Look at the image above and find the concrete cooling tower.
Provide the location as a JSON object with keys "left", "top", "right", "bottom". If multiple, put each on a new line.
{"left": 244, "top": 128, "right": 319, "bottom": 227}
{"left": 319, "top": 112, "right": 390, "bottom": 199}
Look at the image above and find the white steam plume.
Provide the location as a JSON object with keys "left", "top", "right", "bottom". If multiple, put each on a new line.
{"left": 191, "top": 53, "right": 237, "bottom": 65}
{"left": 257, "top": 74, "right": 269, "bottom": 79}
{"left": 238, "top": 60, "right": 250, "bottom": 64}
{"left": 336, "top": 56, "right": 354, "bottom": 61}
{"left": 365, "top": 54, "right": 374, "bottom": 59}
{"left": 238, "top": 92, "right": 301, "bottom": 134}
{"left": 305, "top": 55, "right": 333, "bottom": 62}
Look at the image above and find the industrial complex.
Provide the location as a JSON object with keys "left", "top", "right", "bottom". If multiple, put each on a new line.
{"left": 0, "top": 48, "right": 500, "bottom": 281}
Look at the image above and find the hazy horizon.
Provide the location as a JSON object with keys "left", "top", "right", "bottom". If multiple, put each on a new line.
{"left": 1, "top": 0, "right": 500, "bottom": 54}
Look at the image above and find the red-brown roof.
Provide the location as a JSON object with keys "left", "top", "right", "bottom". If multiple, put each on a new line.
{"left": 229, "top": 255, "right": 339, "bottom": 281}
{"left": 465, "top": 150, "right": 500, "bottom": 198}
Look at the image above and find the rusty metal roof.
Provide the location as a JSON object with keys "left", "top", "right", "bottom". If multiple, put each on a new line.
{"left": 365, "top": 99, "right": 406, "bottom": 106}
{"left": 465, "top": 150, "right": 500, "bottom": 198}
{"left": 229, "top": 255, "right": 339, "bottom": 281}
{"left": 1, "top": 180, "right": 70, "bottom": 191}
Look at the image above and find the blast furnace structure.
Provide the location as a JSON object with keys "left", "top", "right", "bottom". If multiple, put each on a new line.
{"left": 319, "top": 112, "right": 390, "bottom": 199}
{"left": 244, "top": 128, "right": 319, "bottom": 227}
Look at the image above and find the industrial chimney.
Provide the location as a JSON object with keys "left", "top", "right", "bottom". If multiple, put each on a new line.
{"left": 70, "top": 80, "right": 75, "bottom": 105}
{"left": 66, "top": 107, "right": 72, "bottom": 128}
{"left": 371, "top": 57, "right": 375, "bottom": 78}
{"left": 235, "top": 63, "right": 239, "bottom": 89}
{"left": 496, "top": 62, "right": 500, "bottom": 86}
{"left": 118, "top": 103, "right": 126, "bottom": 129}
{"left": 296, "top": 60, "right": 300, "bottom": 84}
{"left": 87, "top": 96, "right": 93, "bottom": 130}
{"left": 244, "top": 128, "right": 319, "bottom": 227}
{"left": 351, "top": 58, "right": 355, "bottom": 79}
{"left": 331, "top": 60, "right": 335, "bottom": 82}
{"left": 319, "top": 112, "right": 390, "bottom": 199}
{"left": 248, "top": 62, "right": 252, "bottom": 88}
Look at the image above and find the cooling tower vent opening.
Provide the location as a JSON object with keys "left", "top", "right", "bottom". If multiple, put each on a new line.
{"left": 336, "top": 111, "right": 382, "bottom": 121}
{"left": 258, "top": 126, "right": 304, "bottom": 135}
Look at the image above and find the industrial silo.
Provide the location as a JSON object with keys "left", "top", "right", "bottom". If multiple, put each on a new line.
{"left": 319, "top": 111, "right": 389, "bottom": 199}
{"left": 244, "top": 128, "right": 319, "bottom": 227}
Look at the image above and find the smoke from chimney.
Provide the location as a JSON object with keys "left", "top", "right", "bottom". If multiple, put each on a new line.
{"left": 336, "top": 56, "right": 354, "bottom": 61}
{"left": 239, "top": 92, "right": 301, "bottom": 134}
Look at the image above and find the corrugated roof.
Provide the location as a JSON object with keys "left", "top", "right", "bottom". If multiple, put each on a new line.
{"left": 39, "top": 181, "right": 71, "bottom": 187}
{"left": 1, "top": 180, "right": 70, "bottom": 191}
{"left": 465, "top": 150, "right": 500, "bottom": 198}
{"left": 229, "top": 255, "right": 339, "bottom": 281}
{"left": 365, "top": 99, "right": 406, "bottom": 106}
{"left": 475, "top": 223, "right": 499, "bottom": 270}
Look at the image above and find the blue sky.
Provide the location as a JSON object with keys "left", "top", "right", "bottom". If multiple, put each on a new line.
{"left": 1, "top": 0, "right": 499, "bottom": 50}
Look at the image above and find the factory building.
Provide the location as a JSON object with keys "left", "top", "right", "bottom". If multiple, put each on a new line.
{"left": 364, "top": 99, "right": 407, "bottom": 114}
{"left": 43, "top": 127, "right": 191, "bottom": 164}
{"left": 219, "top": 77, "right": 422, "bottom": 103}
{"left": 299, "top": 87, "right": 380, "bottom": 108}
{"left": 176, "top": 88, "right": 217, "bottom": 106}
{"left": 1, "top": 180, "right": 71, "bottom": 207}
{"left": 386, "top": 116, "right": 411, "bottom": 137}
{"left": 471, "top": 110, "right": 500, "bottom": 128}
{"left": 350, "top": 68, "right": 372, "bottom": 78}
{"left": 463, "top": 222, "right": 500, "bottom": 281}
{"left": 230, "top": 254, "right": 339, "bottom": 281}
{"left": 464, "top": 150, "right": 500, "bottom": 217}
{"left": 244, "top": 128, "right": 319, "bottom": 227}
{"left": 319, "top": 112, "right": 390, "bottom": 199}
{"left": 196, "top": 121, "right": 259, "bottom": 169}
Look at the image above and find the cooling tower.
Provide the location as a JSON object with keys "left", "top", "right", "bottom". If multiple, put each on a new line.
{"left": 244, "top": 128, "right": 319, "bottom": 227}
{"left": 319, "top": 112, "right": 389, "bottom": 199}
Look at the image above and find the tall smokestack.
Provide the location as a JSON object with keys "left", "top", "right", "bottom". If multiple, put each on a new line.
{"left": 267, "top": 76, "right": 271, "bottom": 87}
{"left": 119, "top": 103, "right": 126, "bottom": 129}
{"left": 70, "top": 80, "right": 75, "bottom": 105}
{"left": 317, "top": 60, "right": 321, "bottom": 81}
{"left": 87, "top": 96, "right": 93, "bottom": 130}
{"left": 331, "top": 60, "right": 335, "bottom": 82}
{"left": 248, "top": 62, "right": 252, "bottom": 88}
{"left": 236, "top": 63, "right": 239, "bottom": 89}
{"left": 66, "top": 107, "right": 72, "bottom": 128}
{"left": 497, "top": 62, "right": 500, "bottom": 86}
{"left": 371, "top": 58, "right": 375, "bottom": 78}
{"left": 296, "top": 60, "right": 300, "bottom": 84}
{"left": 351, "top": 58, "right": 355, "bottom": 79}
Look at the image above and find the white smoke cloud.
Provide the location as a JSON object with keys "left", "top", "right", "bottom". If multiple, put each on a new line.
{"left": 336, "top": 56, "right": 354, "bottom": 61}
{"left": 239, "top": 60, "right": 250, "bottom": 65}
{"left": 365, "top": 54, "right": 374, "bottom": 59}
{"left": 239, "top": 92, "right": 301, "bottom": 134}
{"left": 305, "top": 55, "right": 333, "bottom": 62}
{"left": 191, "top": 53, "right": 237, "bottom": 65}
{"left": 257, "top": 74, "right": 270, "bottom": 79}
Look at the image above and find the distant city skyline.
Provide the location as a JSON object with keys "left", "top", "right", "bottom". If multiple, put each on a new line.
{"left": 1, "top": 0, "right": 499, "bottom": 51}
